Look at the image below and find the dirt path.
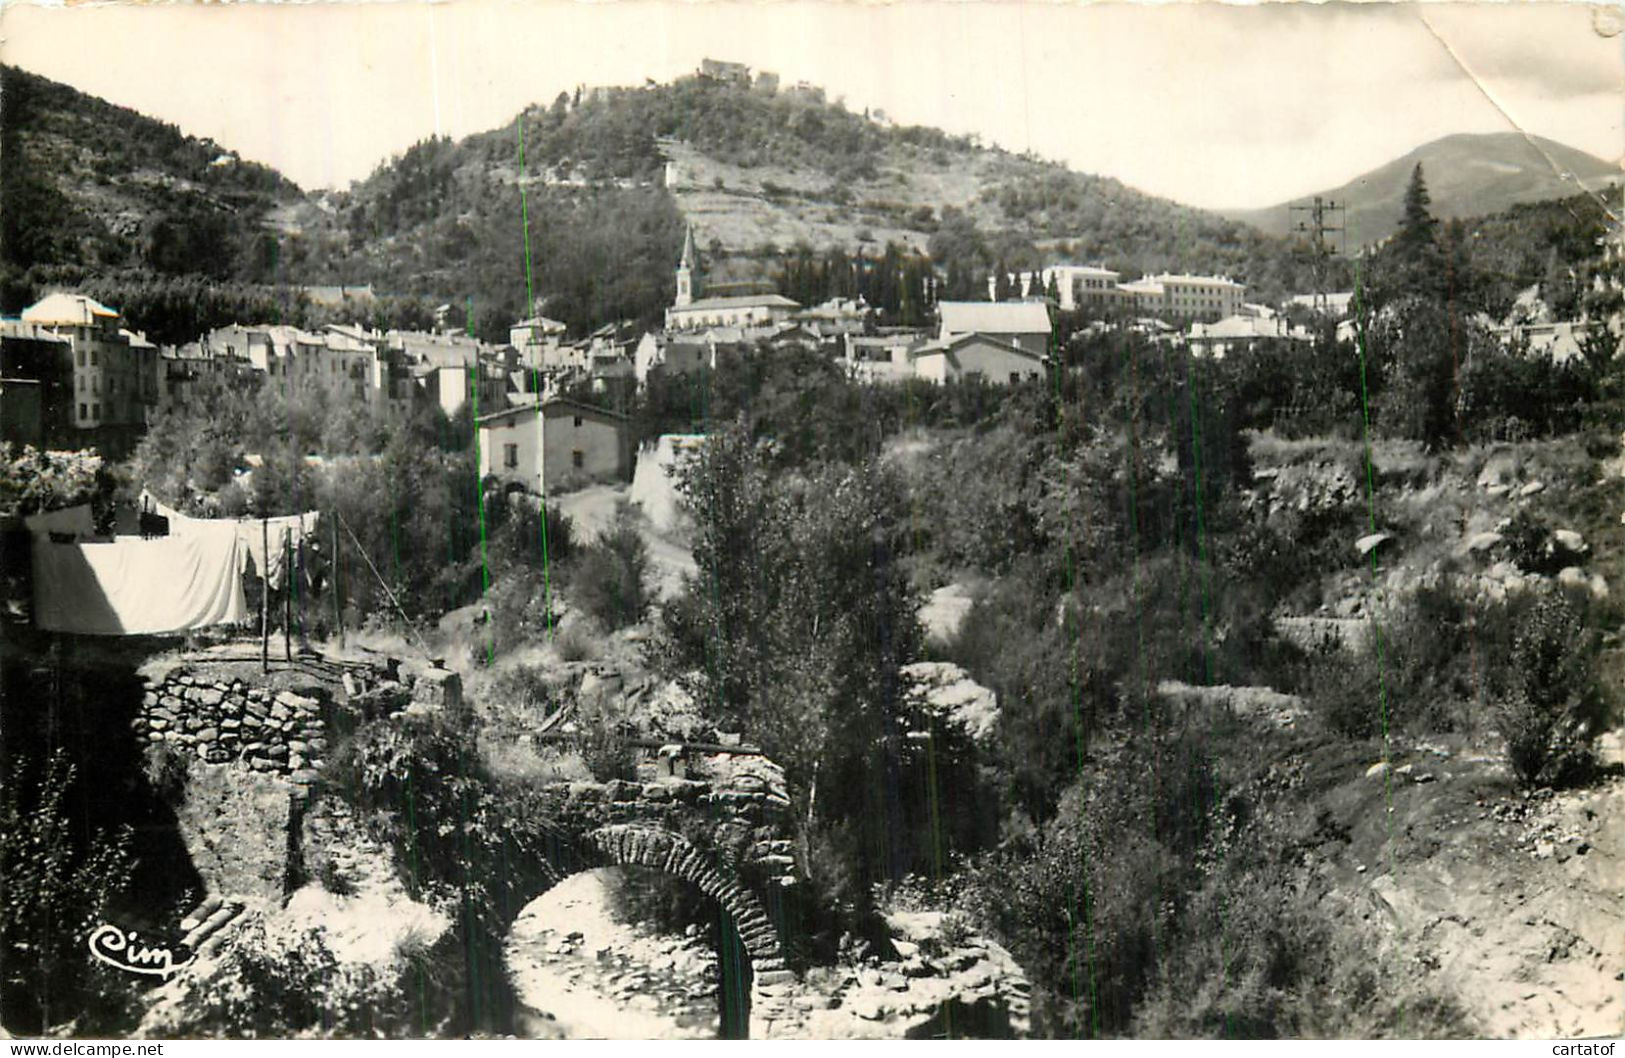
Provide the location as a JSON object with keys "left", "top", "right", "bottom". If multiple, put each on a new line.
{"left": 553, "top": 485, "right": 697, "bottom": 600}
{"left": 504, "top": 870, "right": 720, "bottom": 1039}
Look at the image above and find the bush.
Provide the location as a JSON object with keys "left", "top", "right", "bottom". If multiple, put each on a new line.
{"left": 568, "top": 503, "right": 650, "bottom": 631}
{"left": 482, "top": 664, "right": 564, "bottom": 723}
{"left": 194, "top": 921, "right": 412, "bottom": 1038}
{"left": 0, "top": 751, "right": 136, "bottom": 1035}
{"left": 1133, "top": 861, "right": 1473, "bottom": 1038}
{"left": 1494, "top": 589, "right": 1603, "bottom": 786}
{"left": 139, "top": 741, "right": 192, "bottom": 805}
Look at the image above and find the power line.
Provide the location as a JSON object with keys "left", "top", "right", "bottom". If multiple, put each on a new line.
{"left": 1289, "top": 195, "right": 1346, "bottom": 317}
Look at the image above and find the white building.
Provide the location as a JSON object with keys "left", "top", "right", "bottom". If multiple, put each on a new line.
{"left": 20, "top": 293, "right": 157, "bottom": 433}
{"left": 477, "top": 397, "right": 631, "bottom": 497}
{"left": 1187, "top": 315, "right": 1309, "bottom": 359}
{"left": 1036, "top": 265, "right": 1122, "bottom": 312}
{"left": 937, "top": 300, "right": 1053, "bottom": 356}
{"left": 910, "top": 333, "right": 1047, "bottom": 385}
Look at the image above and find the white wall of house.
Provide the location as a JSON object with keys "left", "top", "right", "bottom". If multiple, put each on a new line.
{"left": 543, "top": 412, "right": 627, "bottom": 488}
{"left": 479, "top": 411, "right": 545, "bottom": 494}
{"left": 917, "top": 338, "right": 1046, "bottom": 385}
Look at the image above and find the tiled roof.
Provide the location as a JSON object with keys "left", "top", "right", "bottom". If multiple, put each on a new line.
{"left": 938, "top": 300, "right": 1051, "bottom": 335}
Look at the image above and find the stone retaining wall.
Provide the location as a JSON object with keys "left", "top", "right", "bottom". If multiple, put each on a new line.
{"left": 131, "top": 657, "right": 421, "bottom": 791}
{"left": 135, "top": 675, "right": 334, "bottom": 786}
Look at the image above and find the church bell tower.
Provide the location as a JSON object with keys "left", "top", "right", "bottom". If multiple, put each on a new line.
{"left": 675, "top": 225, "right": 697, "bottom": 308}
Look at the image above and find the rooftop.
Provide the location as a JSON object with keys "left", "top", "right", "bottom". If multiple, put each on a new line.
{"left": 671, "top": 294, "right": 802, "bottom": 313}
{"left": 1148, "top": 273, "right": 1246, "bottom": 288}
{"left": 476, "top": 396, "right": 628, "bottom": 427}
{"left": 21, "top": 293, "right": 120, "bottom": 326}
{"left": 938, "top": 300, "right": 1053, "bottom": 335}
{"left": 911, "top": 332, "right": 1045, "bottom": 361}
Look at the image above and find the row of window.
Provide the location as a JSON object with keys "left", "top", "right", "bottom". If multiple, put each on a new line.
{"left": 502, "top": 444, "right": 586, "bottom": 470}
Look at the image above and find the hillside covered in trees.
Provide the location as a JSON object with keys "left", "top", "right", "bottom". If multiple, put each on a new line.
{"left": 2, "top": 64, "right": 1618, "bottom": 347}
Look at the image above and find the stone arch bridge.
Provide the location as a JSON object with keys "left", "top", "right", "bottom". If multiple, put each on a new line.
{"left": 499, "top": 748, "right": 804, "bottom": 1037}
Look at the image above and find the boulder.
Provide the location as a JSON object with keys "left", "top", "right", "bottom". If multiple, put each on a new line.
{"left": 412, "top": 666, "right": 465, "bottom": 715}
{"left": 1365, "top": 761, "right": 1393, "bottom": 780}
{"left": 1552, "top": 529, "right": 1589, "bottom": 558}
{"left": 1464, "top": 531, "right": 1503, "bottom": 554}
{"left": 1355, "top": 532, "right": 1394, "bottom": 558}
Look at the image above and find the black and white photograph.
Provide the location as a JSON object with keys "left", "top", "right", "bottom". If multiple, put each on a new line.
{"left": 0, "top": 0, "right": 1622, "bottom": 1042}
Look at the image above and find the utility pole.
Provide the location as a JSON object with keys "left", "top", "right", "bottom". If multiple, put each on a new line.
{"left": 1289, "top": 195, "right": 1345, "bottom": 317}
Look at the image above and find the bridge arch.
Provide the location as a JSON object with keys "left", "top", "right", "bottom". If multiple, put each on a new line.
{"left": 502, "top": 822, "right": 797, "bottom": 1037}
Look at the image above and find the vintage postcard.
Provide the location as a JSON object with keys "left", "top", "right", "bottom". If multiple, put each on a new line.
{"left": 0, "top": 0, "right": 1620, "bottom": 1043}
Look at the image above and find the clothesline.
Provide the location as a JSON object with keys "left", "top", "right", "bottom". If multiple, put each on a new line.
{"left": 30, "top": 491, "right": 323, "bottom": 637}
{"left": 139, "top": 490, "right": 319, "bottom": 590}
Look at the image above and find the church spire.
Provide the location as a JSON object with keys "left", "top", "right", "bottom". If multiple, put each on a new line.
{"left": 680, "top": 224, "right": 697, "bottom": 271}
{"left": 675, "top": 224, "right": 698, "bottom": 307}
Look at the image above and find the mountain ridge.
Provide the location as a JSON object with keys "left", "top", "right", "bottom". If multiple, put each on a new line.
{"left": 1223, "top": 131, "right": 1619, "bottom": 245}
{"left": 3, "top": 65, "right": 1618, "bottom": 343}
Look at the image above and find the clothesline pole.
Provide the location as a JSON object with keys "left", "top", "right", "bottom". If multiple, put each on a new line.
{"left": 334, "top": 507, "right": 434, "bottom": 662}
{"left": 332, "top": 512, "right": 344, "bottom": 650}
{"left": 261, "top": 515, "right": 270, "bottom": 675}
{"left": 284, "top": 532, "right": 293, "bottom": 664}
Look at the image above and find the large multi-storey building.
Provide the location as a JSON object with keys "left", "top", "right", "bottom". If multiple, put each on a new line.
{"left": 1120, "top": 273, "right": 1247, "bottom": 322}
{"left": 9, "top": 294, "right": 158, "bottom": 447}
{"left": 1036, "top": 265, "right": 1123, "bottom": 312}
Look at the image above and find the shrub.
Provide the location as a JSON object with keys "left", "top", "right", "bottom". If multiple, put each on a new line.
{"left": 1494, "top": 589, "right": 1603, "bottom": 786}
{"left": 1133, "top": 862, "right": 1473, "bottom": 1039}
{"left": 140, "top": 741, "right": 191, "bottom": 805}
{"left": 188, "top": 920, "right": 414, "bottom": 1038}
{"left": 482, "top": 664, "right": 563, "bottom": 723}
{"left": 0, "top": 751, "right": 136, "bottom": 1035}
{"left": 568, "top": 503, "right": 650, "bottom": 631}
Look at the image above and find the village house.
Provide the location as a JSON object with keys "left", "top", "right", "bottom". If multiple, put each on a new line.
{"left": 13, "top": 293, "right": 158, "bottom": 446}
{"left": 416, "top": 360, "right": 510, "bottom": 417}
{"left": 841, "top": 333, "right": 921, "bottom": 384}
{"left": 205, "top": 322, "right": 415, "bottom": 413}
{"left": 1493, "top": 320, "right": 1590, "bottom": 366}
{"left": 476, "top": 397, "right": 632, "bottom": 496}
{"left": 1287, "top": 291, "right": 1356, "bottom": 318}
{"left": 634, "top": 333, "right": 715, "bottom": 386}
{"left": 1187, "top": 314, "right": 1310, "bottom": 359}
{"left": 0, "top": 318, "right": 73, "bottom": 443}
{"left": 910, "top": 332, "right": 1047, "bottom": 385}
{"left": 509, "top": 313, "right": 569, "bottom": 370}
{"left": 158, "top": 340, "right": 257, "bottom": 413}
{"left": 793, "top": 296, "right": 873, "bottom": 340}
{"left": 937, "top": 300, "right": 1053, "bottom": 356}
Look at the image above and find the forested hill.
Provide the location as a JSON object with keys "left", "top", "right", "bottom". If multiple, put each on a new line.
{"left": 322, "top": 75, "right": 1329, "bottom": 314}
{"left": 12, "top": 64, "right": 1615, "bottom": 345}
{"left": 0, "top": 65, "right": 303, "bottom": 291}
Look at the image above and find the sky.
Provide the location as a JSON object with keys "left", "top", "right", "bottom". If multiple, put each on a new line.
{"left": 0, "top": 0, "right": 1620, "bottom": 211}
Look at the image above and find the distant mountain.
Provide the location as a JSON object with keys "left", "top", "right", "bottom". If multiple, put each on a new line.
{"left": 0, "top": 65, "right": 304, "bottom": 287}
{"left": 1227, "top": 132, "right": 1619, "bottom": 246}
